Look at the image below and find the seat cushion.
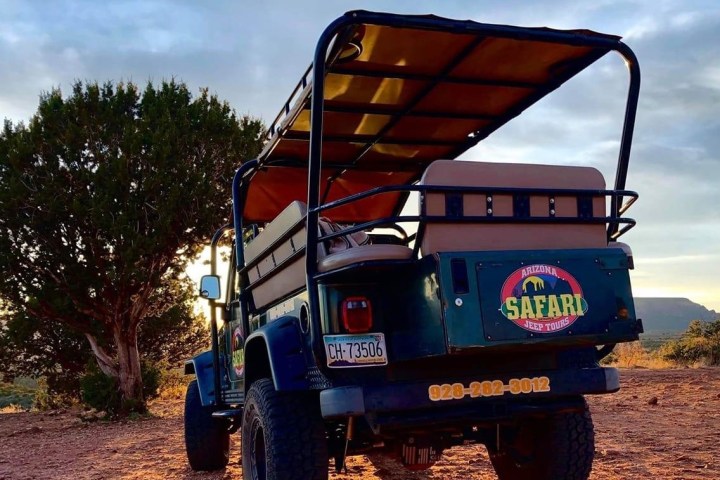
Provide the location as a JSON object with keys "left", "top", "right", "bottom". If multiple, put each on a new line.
{"left": 318, "top": 244, "right": 413, "bottom": 272}
{"left": 419, "top": 160, "right": 607, "bottom": 255}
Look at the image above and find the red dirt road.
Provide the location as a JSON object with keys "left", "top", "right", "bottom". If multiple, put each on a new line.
{"left": 1, "top": 368, "right": 719, "bottom": 480}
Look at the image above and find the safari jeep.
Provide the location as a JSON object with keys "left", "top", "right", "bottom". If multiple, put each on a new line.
{"left": 184, "top": 10, "right": 643, "bottom": 480}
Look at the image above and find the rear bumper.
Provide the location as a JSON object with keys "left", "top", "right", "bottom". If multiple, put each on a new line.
{"left": 320, "top": 366, "right": 619, "bottom": 420}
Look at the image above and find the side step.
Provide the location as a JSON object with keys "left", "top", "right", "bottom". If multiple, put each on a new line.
{"left": 212, "top": 408, "right": 243, "bottom": 419}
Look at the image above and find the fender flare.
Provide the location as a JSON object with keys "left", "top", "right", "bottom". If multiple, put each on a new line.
{"left": 184, "top": 350, "right": 216, "bottom": 407}
{"left": 244, "top": 315, "right": 310, "bottom": 392}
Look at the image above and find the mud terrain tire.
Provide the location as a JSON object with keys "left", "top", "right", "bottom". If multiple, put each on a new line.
{"left": 184, "top": 379, "right": 230, "bottom": 471}
{"left": 242, "top": 378, "right": 328, "bottom": 480}
{"left": 488, "top": 399, "right": 595, "bottom": 480}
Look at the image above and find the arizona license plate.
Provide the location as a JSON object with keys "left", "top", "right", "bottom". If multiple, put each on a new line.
{"left": 323, "top": 333, "right": 388, "bottom": 368}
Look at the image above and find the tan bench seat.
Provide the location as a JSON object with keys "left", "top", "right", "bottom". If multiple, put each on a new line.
{"left": 244, "top": 200, "right": 414, "bottom": 309}
{"left": 244, "top": 201, "right": 311, "bottom": 309}
{"left": 419, "top": 160, "right": 607, "bottom": 256}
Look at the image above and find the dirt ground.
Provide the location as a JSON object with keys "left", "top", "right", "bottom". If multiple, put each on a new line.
{"left": 1, "top": 368, "right": 719, "bottom": 480}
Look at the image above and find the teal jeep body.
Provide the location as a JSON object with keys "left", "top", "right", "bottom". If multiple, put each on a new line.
{"left": 184, "top": 10, "right": 642, "bottom": 480}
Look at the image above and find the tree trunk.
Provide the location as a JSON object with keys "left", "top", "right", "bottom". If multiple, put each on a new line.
{"left": 113, "top": 323, "right": 146, "bottom": 414}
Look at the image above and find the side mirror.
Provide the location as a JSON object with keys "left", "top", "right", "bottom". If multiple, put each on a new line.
{"left": 199, "top": 275, "right": 221, "bottom": 300}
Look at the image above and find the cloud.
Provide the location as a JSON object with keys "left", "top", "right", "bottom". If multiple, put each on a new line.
{"left": 0, "top": 0, "right": 718, "bottom": 308}
{"left": 0, "top": 1, "right": 299, "bottom": 122}
{"left": 640, "top": 253, "right": 720, "bottom": 265}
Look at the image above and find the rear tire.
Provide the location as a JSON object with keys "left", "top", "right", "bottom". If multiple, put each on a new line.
{"left": 241, "top": 378, "right": 328, "bottom": 480}
{"left": 488, "top": 400, "right": 595, "bottom": 480}
{"left": 184, "top": 379, "right": 230, "bottom": 471}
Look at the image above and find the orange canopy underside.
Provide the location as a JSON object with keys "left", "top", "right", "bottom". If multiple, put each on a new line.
{"left": 244, "top": 14, "right": 620, "bottom": 223}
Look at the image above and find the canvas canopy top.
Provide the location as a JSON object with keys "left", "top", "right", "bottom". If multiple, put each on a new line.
{"left": 241, "top": 11, "right": 635, "bottom": 223}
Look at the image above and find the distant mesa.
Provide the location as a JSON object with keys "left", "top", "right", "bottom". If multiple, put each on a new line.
{"left": 635, "top": 297, "right": 719, "bottom": 333}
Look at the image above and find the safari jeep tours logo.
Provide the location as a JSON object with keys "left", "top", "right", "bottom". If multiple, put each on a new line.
{"left": 232, "top": 326, "right": 245, "bottom": 377}
{"left": 499, "top": 264, "right": 588, "bottom": 333}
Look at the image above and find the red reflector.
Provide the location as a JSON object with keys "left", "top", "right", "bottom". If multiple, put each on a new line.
{"left": 341, "top": 296, "right": 373, "bottom": 333}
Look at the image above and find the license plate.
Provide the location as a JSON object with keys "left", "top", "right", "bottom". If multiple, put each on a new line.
{"left": 323, "top": 333, "right": 388, "bottom": 368}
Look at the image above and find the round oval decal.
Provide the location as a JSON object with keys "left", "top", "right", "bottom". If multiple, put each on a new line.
{"left": 499, "top": 264, "right": 588, "bottom": 333}
{"left": 232, "top": 326, "right": 244, "bottom": 377}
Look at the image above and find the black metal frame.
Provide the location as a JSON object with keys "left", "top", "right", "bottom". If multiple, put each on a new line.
{"left": 312, "top": 184, "right": 638, "bottom": 251}
{"left": 207, "top": 223, "right": 232, "bottom": 407}
{"left": 228, "top": 10, "right": 641, "bottom": 378}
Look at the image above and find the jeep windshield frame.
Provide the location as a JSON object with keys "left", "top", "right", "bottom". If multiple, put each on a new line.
{"left": 229, "top": 10, "right": 641, "bottom": 375}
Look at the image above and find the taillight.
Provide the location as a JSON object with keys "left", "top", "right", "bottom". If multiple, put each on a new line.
{"left": 341, "top": 296, "right": 373, "bottom": 333}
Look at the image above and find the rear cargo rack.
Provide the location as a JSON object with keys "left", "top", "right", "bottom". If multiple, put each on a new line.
{"left": 314, "top": 184, "right": 638, "bottom": 248}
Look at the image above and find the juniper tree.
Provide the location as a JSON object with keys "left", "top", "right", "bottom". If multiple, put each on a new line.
{"left": 0, "top": 81, "right": 263, "bottom": 412}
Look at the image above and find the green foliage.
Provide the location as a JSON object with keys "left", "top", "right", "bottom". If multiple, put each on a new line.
{"left": 0, "top": 80, "right": 264, "bottom": 411}
{"left": 660, "top": 319, "right": 720, "bottom": 366}
{"left": 80, "top": 360, "right": 162, "bottom": 415}
{"left": 32, "top": 377, "right": 77, "bottom": 411}
{"left": 639, "top": 332, "right": 682, "bottom": 352}
{"left": 157, "top": 368, "right": 187, "bottom": 400}
{"left": 138, "top": 276, "right": 210, "bottom": 366}
{"left": 0, "top": 381, "right": 36, "bottom": 410}
{"left": 80, "top": 366, "right": 118, "bottom": 413}
{"left": 142, "top": 362, "right": 162, "bottom": 400}
{"left": 0, "top": 275, "right": 209, "bottom": 399}
{"left": 600, "top": 341, "right": 673, "bottom": 369}
{"left": 0, "top": 307, "right": 90, "bottom": 398}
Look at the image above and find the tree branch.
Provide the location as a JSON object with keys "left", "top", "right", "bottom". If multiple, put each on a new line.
{"left": 85, "top": 333, "right": 118, "bottom": 378}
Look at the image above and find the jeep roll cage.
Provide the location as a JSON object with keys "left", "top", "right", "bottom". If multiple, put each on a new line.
{"left": 205, "top": 10, "right": 640, "bottom": 406}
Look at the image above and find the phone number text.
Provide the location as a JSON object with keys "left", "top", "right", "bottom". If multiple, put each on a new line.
{"left": 428, "top": 376, "right": 551, "bottom": 402}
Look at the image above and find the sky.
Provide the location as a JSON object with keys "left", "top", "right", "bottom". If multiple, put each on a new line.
{"left": 1, "top": 0, "right": 719, "bottom": 311}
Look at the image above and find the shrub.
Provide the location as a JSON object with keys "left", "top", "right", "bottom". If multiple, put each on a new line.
{"left": 157, "top": 368, "right": 187, "bottom": 400}
{"left": 80, "top": 365, "right": 120, "bottom": 413}
{"left": 0, "top": 381, "right": 35, "bottom": 410}
{"left": 80, "top": 360, "right": 162, "bottom": 415}
{"left": 661, "top": 319, "right": 720, "bottom": 366}
{"left": 32, "top": 378, "right": 76, "bottom": 411}
{"left": 601, "top": 341, "right": 673, "bottom": 369}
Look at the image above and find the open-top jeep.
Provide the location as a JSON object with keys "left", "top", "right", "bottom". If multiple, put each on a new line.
{"left": 184, "top": 10, "right": 642, "bottom": 480}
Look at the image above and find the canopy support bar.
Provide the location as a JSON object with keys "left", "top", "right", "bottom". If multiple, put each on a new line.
{"left": 318, "top": 34, "right": 488, "bottom": 204}
{"left": 283, "top": 131, "right": 461, "bottom": 146}
{"left": 331, "top": 66, "right": 542, "bottom": 89}
{"left": 347, "top": 35, "right": 487, "bottom": 166}
{"left": 306, "top": 102, "right": 500, "bottom": 121}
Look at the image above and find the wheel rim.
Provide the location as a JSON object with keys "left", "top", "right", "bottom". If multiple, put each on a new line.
{"left": 250, "top": 417, "right": 267, "bottom": 480}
